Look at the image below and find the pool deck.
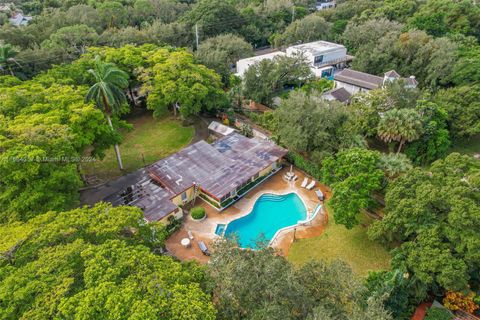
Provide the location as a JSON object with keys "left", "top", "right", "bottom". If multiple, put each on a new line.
{"left": 165, "top": 167, "right": 331, "bottom": 263}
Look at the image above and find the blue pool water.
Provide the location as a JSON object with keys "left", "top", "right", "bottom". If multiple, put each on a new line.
{"left": 224, "top": 193, "right": 307, "bottom": 249}
{"left": 215, "top": 224, "right": 226, "bottom": 236}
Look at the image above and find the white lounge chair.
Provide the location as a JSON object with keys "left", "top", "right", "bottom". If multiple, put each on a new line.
{"left": 301, "top": 178, "right": 308, "bottom": 188}
{"left": 187, "top": 230, "right": 194, "bottom": 240}
{"left": 306, "top": 180, "right": 316, "bottom": 190}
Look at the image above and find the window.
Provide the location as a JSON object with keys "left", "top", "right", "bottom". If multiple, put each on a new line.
{"left": 314, "top": 55, "right": 324, "bottom": 64}
{"left": 181, "top": 192, "right": 187, "bottom": 202}
{"left": 321, "top": 69, "right": 333, "bottom": 78}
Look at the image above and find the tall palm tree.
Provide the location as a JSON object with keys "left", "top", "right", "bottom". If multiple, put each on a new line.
{"left": 0, "top": 44, "right": 20, "bottom": 76}
{"left": 85, "top": 56, "right": 129, "bottom": 170}
{"left": 377, "top": 108, "right": 423, "bottom": 154}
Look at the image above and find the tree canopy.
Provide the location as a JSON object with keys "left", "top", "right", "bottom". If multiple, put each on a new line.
{"left": 0, "top": 203, "right": 216, "bottom": 319}
{"left": 369, "top": 153, "right": 480, "bottom": 293}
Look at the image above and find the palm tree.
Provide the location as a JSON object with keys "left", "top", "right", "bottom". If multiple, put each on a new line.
{"left": 85, "top": 56, "right": 129, "bottom": 170}
{"left": 0, "top": 44, "right": 20, "bottom": 76}
{"left": 377, "top": 108, "right": 423, "bottom": 154}
{"left": 379, "top": 153, "right": 413, "bottom": 179}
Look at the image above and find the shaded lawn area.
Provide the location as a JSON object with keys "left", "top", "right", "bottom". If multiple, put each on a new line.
{"left": 82, "top": 114, "right": 194, "bottom": 181}
{"left": 288, "top": 205, "right": 391, "bottom": 276}
{"left": 448, "top": 134, "right": 480, "bottom": 156}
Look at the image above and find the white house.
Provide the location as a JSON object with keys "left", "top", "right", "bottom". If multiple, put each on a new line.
{"left": 286, "top": 41, "right": 351, "bottom": 77}
{"left": 235, "top": 51, "right": 286, "bottom": 77}
{"left": 316, "top": 0, "right": 336, "bottom": 10}
{"left": 9, "top": 12, "right": 32, "bottom": 26}
{"left": 236, "top": 40, "right": 352, "bottom": 79}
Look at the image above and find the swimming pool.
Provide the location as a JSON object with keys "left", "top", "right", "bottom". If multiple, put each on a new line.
{"left": 224, "top": 193, "right": 307, "bottom": 249}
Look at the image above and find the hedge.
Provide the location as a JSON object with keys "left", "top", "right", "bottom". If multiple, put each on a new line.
{"left": 285, "top": 151, "right": 321, "bottom": 180}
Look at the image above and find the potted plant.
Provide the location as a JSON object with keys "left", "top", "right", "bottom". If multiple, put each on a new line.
{"left": 190, "top": 207, "right": 206, "bottom": 221}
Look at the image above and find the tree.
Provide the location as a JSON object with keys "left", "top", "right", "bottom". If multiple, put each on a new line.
{"left": 408, "top": 0, "right": 480, "bottom": 39}
{"left": 208, "top": 239, "right": 392, "bottom": 320}
{"left": 434, "top": 84, "right": 480, "bottom": 140}
{"left": 243, "top": 54, "right": 313, "bottom": 106}
{"left": 195, "top": 34, "right": 253, "bottom": 85}
{"left": 377, "top": 108, "right": 423, "bottom": 154}
{"left": 86, "top": 56, "right": 129, "bottom": 170}
{"left": 276, "top": 91, "right": 358, "bottom": 158}
{"left": 405, "top": 101, "right": 451, "bottom": 165}
{"left": 0, "top": 203, "right": 217, "bottom": 320}
{"left": 368, "top": 153, "right": 480, "bottom": 293}
{"left": 0, "top": 43, "right": 20, "bottom": 76}
{"left": 379, "top": 153, "right": 412, "bottom": 180}
{"left": 0, "top": 80, "right": 119, "bottom": 222}
{"left": 181, "top": 0, "right": 243, "bottom": 39}
{"left": 141, "top": 49, "right": 228, "bottom": 118}
{"left": 322, "top": 148, "right": 385, "bottom": 228}
{"left": 42, "top": 24, "right": 99, "bottom": 55}
{"left": 98, "top": 1, "right": 129, "bottom": 29}
{"left": 274, "top": 13, "right": 331, "bottom": 47}
{"left": 342, "top": 18, "right": 404, "bottom": 53}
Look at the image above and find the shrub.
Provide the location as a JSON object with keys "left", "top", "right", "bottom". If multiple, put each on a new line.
{"left": 191, "top": 207, "right": 206, "bottom": 220}
{"left": 285, "top": 151, "right": 322, "bottom": 180}
{"left": 443, "top": 291, "right": 479, "bottom": 314}
{"left": 424, "top": 307, "right": 453, "bottom": 320}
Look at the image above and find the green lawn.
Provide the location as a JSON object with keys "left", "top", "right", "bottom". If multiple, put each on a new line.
{"left": 448, "top": 134, "right": 480, "bottom": 156}
{"left": 82, "top": 114, "right": 194, "bottom": 181}
{"left": 288, "top": 207, "right": 391, "bottom": 276}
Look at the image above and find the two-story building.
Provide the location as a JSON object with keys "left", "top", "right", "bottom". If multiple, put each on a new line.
{"left": 235, "top": 40, "right": 352, "bottom": 78}
{"left": 286, "top": 41, "right": 352, "bottom": 78}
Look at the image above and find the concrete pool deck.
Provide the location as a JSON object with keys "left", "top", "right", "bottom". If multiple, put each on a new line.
{"left": 165, "top": 167, "right": 331, "bottom": 263}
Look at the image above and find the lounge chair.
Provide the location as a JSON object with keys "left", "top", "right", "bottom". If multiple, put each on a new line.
{"left": 198, "top": 241, "right": 211, "bottom": 256}
{"left": 306, "top": 180, "right": 316, "bottom": 190}
{"left": 301, "top": 178, "right": 308, "bottom": 188}
{"left": 315, "top": 189, "right": 324, "bottom": 201}
{"left": 187, "top": 230, "right": 194, "bottom": 240}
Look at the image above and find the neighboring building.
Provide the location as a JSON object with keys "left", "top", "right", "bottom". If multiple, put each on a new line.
{"left": 286, "top": 41, "right": 352, "bottom": 77}
{"left": 235, "top": 51, "right": 286, "bottom": 77}
{"left": 334, "top": 69, "right": 384, "bottom": 94}
{"left": 334, "top": 69, "right": 418, "bottom": 95}
{"left": 235, "top": 40, "right": 352, "bottom": 78}
{"left": 322, "top": 87, "right": 352, "bottom": 104}
{"left": 316, "top": 0, "right": 336, "bottom": 10}
{"left": 208, "top": 121, "right": 236, "bottom": 138}
{"left": 9, "top": 12, "right": 32, "bottom": 26}
{"left": 105, "top": 132, "right": 287, "bottom": 223}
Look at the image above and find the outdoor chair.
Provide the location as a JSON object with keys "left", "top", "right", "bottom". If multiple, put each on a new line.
{"left": 315, "top": 189, "right": 324, "bottom": 201}
{"left": 306, "top": 180, "right": 316, "bottom": 190}
{"left": 301, "top": 178, "right": 309, "bottom": 188}
{"left": 198, "top": 241, "right": 211, "bottom": 256}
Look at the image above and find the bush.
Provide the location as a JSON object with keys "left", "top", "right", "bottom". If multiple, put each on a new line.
{"left": 285, "top": 151, "right": 322, "bottom": 180}
{"left": 424, "top": 307, "right": 453, "bottom": 320}
{"left": 191, "top": 207, "right": 206, "bottom": 220}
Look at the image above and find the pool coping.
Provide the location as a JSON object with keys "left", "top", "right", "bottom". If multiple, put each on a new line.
{"left": 216, "top": 190, "right": 321, "bottom": 248}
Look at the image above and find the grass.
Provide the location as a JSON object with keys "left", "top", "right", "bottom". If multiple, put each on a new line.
{"left": 448, "top": 134, "right": 480, "bottom": 156}
{"left": 82, "top": 114, "right": 194, "bottom": 181}
{"left": 288, "top": 205, "right": 391, "bottom": 276}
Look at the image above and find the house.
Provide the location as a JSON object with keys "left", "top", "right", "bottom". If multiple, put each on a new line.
{"left": 235, "top": 51, "right": 286, "bottom": 77}
{"left": 235, "top": 40, "right": 352, "bottom": 78}
{"left": 105, "top": 132, "right": 287, "bottom": 223}
{"left": 9, "top": 12, "right": 32, "bottom": 26}
{"left": 286, "top": 41, "right": 352, "bottom": 77}
{"left": 334, "top": 69, "right": 418, "bottom": 95}
{"left": 316, "top": 0, "right": 336, "bottom": 10}
{"left": 322, "top": 87, "right": 352, "bottom": 104}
